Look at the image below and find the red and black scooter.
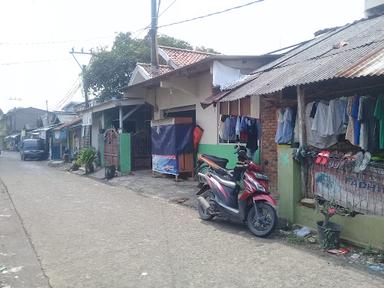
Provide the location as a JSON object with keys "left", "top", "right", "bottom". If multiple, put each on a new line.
{"left": 196, "top": 146, "right": 277, "bottom": 237}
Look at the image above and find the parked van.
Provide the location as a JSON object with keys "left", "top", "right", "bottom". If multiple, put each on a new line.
{"left": 20, "top": 139, "right": 48, "bottom": 161}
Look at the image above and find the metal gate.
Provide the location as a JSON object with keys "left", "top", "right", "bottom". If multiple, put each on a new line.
{"left": 131, "top": 130, "right": 151, "bottom": 170}
{"left": 104, "top": 128, "right": 119, "bottom": 168}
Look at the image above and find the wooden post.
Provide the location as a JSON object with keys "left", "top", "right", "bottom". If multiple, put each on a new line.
{"left": 119, "top": 106, "right": 123, "bottom": 133}
{"left": 297, "top": 85, "right": 307, "bottom": 198}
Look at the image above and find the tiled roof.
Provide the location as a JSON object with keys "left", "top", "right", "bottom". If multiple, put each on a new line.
{"left": 137, "top": 63, "right": 174, "bottom": 77}
{"left": 221, "top": 14, "right": 384, "bottom": 101}
{"left": 159, "top": 46, "right": 215, "bottom": 67}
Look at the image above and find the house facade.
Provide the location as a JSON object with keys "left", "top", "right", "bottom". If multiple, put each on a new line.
{"left": 217, "top": 14, "right": 384, "bottom": 249}
{"left": 124, "top": 47, "right": 279, "bottom": 168}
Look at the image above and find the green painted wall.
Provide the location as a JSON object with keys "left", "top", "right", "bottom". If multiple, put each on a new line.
{"left": 198, "top": 144, "right": 260, "bottom": 168}
{"left": 277, "top": 145, "right": 384, "bottom": 249}
{"left": 277, "top": 145, "right": 301, "bottom": 223}
{"left": 119, "top": 133, "right": 131, "bottom": 173}
{"left": 295, "top": 206, "right": 384, "bottom": 249}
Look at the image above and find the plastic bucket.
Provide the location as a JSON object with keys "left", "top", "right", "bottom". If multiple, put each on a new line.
{"left": 317, "top": 221, "right": 342, "bottom": 249}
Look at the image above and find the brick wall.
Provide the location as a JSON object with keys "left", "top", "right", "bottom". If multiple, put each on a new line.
{"left": 260, "top": 98, "right": 278, "bottom": 196}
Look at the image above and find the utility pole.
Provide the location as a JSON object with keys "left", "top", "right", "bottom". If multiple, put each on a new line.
{"left": 69, "top": 49, "right": 94, "bottom": 108}
{"left": 150, "top": 0, "right": 159, "bottom": 75}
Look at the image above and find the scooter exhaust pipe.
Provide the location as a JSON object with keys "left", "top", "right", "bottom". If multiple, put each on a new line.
{"left": 197, "top": 196, "right": 211, "bottom": 211}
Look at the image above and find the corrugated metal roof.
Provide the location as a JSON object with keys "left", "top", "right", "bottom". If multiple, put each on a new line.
{"left": 221, "top": 14, "right": 384, "bottom": 101}
{"left": 337, "top": 47, "right": 384, "bottom": 77}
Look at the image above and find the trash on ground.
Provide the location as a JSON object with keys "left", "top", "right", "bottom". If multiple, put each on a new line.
{"left": 306, "top": 236, "right": 317, "bottom": 244}
{"left": 368, "top": 264, "right": 384, "bottom": 272}
{"left": 9, "top": 266, "right": 23, "bottom": 273}
{"left": 293, "top": 226, "right": 311, "bottom": 237}
{"left": 327, "top": 248, "right": 350, "bottom": 255}
{"left": 350, "top": 253, "right": 360, "bottom": 260}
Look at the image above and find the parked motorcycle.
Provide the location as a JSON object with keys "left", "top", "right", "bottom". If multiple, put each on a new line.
{"left": 196, "top": 145, "right": 277, "bottom": 237}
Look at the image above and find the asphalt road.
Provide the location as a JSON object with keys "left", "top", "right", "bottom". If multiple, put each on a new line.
{"left": 0, "top": 151, "right": 382, "bottom": 288}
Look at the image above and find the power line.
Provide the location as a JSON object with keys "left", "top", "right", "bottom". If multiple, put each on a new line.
{"left": 159, "top": 0, "right": 178, "bottom": 17}
{"left": 0, "top": 58, "right": 71, "bottom": 66}
{"left": 0, "top": 35, "right": 115, "bottom": 46}
{"left": 55, "top": 77, "right": 82, "bottom": 110}
{"left": 158, "top": 0, "right": 264, "bottom": 28}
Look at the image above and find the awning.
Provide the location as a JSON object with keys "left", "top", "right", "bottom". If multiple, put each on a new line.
{"left": 201, "top": 90, "right": 231, "bottom": 109}
{"left": 79, "top": 98, "right": 146, "bottom": 114}
{"left": 54, "top": 118, "right": 82, "bottom": 131}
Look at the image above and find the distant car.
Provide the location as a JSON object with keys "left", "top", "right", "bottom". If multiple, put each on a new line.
{"left": 20, "top": 139, "right": 48, "bottom": 161}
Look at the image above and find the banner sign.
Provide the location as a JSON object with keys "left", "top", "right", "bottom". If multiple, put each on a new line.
{"left": 313, "top": 165, "right": 384, "bottom": 216}
{"left": 152, "top": 154, "right": 178, "bottom": 175}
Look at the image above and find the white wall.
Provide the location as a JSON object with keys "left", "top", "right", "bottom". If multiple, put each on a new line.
{"left": 138, "top": 71, "right": 218, "bottom": 145}
{"left": 195, "top": 72, "right": 217, "bottom": 145}
{"left": 91, "top": 113, "right": 102, "bottom": 151}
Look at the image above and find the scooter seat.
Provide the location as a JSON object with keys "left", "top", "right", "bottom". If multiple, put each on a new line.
{"left": 201, "top": 154, "right": 228, "bottom": 168}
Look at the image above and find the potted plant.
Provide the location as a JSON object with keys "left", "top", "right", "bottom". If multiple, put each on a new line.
{"left": 75, "top": 148, "right": 97, "bottom": 174}
{"left": 316, "top": 197, "right": 353, "bottom": 249}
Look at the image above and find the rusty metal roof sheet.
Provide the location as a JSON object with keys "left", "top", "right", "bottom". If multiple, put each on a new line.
{"left": 221, "top": 14, "right": 384, "bottom": 101}
{"left": 337, "top": 47, "right": 384, "bottom": 77}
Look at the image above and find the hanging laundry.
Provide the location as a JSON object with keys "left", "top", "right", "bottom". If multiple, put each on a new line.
{"left": 374, "top": 94, "right": 384, "bottom": 150}
{"left": 362, "top": 97, "right": 380, "bottom": 153}
{"left": 310, "top": 102, "right": 318, "bottom": 118}
{"left": 282, "top": 107, "right": 294, "bottom": 143}
{"left": 275, "top": 107, "right": 294, "bottom": 144}
{"left": 222, "top": 116, "right": 231, "bottom": 141}
{"left": 246, "top": 119, "right": 258, "bottom": 158}
{"left": 275, "top": 108, "right": 285, "bottom": 144}
{"left": 358, "top": 96, "right": 369, "bottom": 150}
{"left": 351, "top": 95, "right": 361, "bottom": 145}
{"left": 306, "top": 102, "right": 337, "bottom": 149}
{"left": 235, "top": 116, "right": 241, "bottom": 137}
{"left": 229, "top": 116, "right": 237, "bottom": 141}
{"left": 218, "top": 115, "right": 226, "bottom": 141}
{"left": 240, "top": 116, "right": 248, "bottom": 142}
{"left": 345, "top": 96, "right": 355, "bottom": 144}
{"left": 325, "top": 98, "right": 347, "bottom": 136}
{"left": 312, "top": 102, "right": 329, "bottom": 137}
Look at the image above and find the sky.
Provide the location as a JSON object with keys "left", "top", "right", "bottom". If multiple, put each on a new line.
{"left": 0, "top": 0, "right": 365, "bottom": 114}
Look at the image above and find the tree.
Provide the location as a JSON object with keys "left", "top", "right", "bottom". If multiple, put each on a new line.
{"left": 83, "top": 33, "right": 218, "bottom": 102}
{"left": 84, "top": 32, "right": 150, "bottom": 102}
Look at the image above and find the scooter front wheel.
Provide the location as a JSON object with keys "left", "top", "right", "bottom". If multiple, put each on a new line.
{"left": 247, "top": 202, "right": 277, "bottom": 237}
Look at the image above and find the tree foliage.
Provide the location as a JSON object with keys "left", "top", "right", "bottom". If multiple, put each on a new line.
{"left": 83, "top": 32, "right": 217, "bottom": 102}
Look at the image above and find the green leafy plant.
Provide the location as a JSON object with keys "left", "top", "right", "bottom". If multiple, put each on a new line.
{"left": 75, "top": 148, "right": 96, "bottom": 174}
{"left": 316, "top": 197, "right": 354, "bottom": 249}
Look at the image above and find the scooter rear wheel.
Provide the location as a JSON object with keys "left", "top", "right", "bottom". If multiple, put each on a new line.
{"left": 197, "top": 189, "right": 214, "bottom": 221}
{"left": 247, "top": 202, "right": 277, "bottom": 237}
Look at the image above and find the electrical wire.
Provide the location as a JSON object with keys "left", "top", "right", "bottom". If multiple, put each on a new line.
{"left": 0, "top": 35, "right": 115, "bottom": 46}
{"left": 158, "top": 0, "right": 264, "bottom": 28}
{"left": 158, "top": 0, "right": 178, "bottom": 17}
{"left": 55, "top": 77, "right": 82, "bottom": 110}
{"left": 0, "top": 57, "right": 72, "bottom": 66}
